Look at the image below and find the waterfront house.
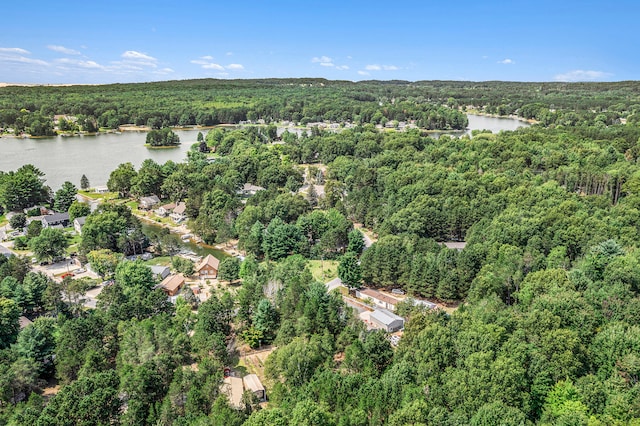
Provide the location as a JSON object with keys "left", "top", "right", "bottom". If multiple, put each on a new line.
{"left": 196, "top": 254, "right": 219, "bottom": 279}
{"left": 170, "top": 202, "right": 187, "bottom": 223}
{"left": 155, "top": 202, "right": 176, "bottom": 217}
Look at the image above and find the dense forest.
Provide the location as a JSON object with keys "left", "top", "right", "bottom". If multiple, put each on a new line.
{"left": 3, "top": 78, "right": 640, "bottom": 135}
{"left": 2, "top": 79, "right": 640, "bottom": 424}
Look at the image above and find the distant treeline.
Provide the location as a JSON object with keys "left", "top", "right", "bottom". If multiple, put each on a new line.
{"left": 3, "top": 78, "right": 640, "bottom": 136}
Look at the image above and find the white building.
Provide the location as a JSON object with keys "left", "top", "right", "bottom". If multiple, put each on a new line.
{"left": 369, "top": 309, "right": 405, "bottom": 332}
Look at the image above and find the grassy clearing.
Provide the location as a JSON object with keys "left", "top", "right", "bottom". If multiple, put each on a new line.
{"left": 144, "top": 256, "right": 172, "bottom": 266}
{"left": 307, "top": 259, "right": 339, "bottom": 283}
{"left": 78, "top": 190, "right": 117, "bottom": 201}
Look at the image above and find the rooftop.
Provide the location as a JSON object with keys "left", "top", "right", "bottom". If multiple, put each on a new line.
{"left": 370, "top": 308, "right": 404, "bottom": 326}
{"left": 359, "top": 288, "right": 399, "bottom": 306}
{"left": 158, "top": 273, "right": 185, "bottom": 293}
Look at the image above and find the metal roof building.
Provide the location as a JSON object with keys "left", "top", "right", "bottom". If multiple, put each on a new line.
{"left": 370, "top": 308, "right": 405, "bottom": 332}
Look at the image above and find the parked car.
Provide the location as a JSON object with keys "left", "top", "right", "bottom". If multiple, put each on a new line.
{"left": 391, "top": 288, "right": 405, "bottom": 295}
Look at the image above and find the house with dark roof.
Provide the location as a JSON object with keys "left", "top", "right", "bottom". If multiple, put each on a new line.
{"left": 41, "top": 212, "right": 70, "bottom": 228}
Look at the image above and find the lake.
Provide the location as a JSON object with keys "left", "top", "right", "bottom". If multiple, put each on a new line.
{"left": 0, "top": 115, "right": 530, "bottom": 191}
{"left": 0, "top": 129, "right": 203, "bottom": 190}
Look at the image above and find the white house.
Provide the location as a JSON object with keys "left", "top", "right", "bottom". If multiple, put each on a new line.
{"left": 170, "top": 202, "right": 187, "bottom": 223}
{"left": 356, "top": 288, "right": 399, "bottom": 311}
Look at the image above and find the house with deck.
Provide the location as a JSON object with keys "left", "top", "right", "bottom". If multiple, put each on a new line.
{"left": 155, "top": 202, "right": 176, "bottom": 217}
{"left": 170, "top": 202, "right": 187, "bottom": 223}
{"left": 196, "top": 254, "right": 219, "bottom": 279}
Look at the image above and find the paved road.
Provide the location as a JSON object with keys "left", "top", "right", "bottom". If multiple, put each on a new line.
{"left": 0, "top": 243, "right": 13, "bottom": 258}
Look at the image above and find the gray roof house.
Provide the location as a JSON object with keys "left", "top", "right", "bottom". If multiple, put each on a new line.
{"left": 370, "top": 309, "right": 405, "bottom": 332}
{"left": 150, "top": 265, "right": 171, "bottom": 280}
{"left": 42, "top": 212, "right": 70, "bottom": 228}
{"left": 139, "top": 195, "right": 161, "bottom": 210}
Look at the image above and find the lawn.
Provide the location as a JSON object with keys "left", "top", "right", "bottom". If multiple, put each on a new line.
{"left": 144, "top": 256, "right": 172, "bottom": 267}
{"left": 78, "top": 190, "right": 117, "bottom": 201}
{"left": 307, "top": 259, "right": 339, "bottom": 283}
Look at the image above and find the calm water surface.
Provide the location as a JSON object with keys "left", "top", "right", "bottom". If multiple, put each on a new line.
{"left": 0, "top": 129, "right": 201, "bottom": 190}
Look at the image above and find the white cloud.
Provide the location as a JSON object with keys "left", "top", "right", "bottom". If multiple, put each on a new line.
{"left": 312, "top": 56, "right": 333, "bottom": 63}
{"left": 0, "top": 47, "right": 30, "bottom": 54}
{"left": 320, "top": 62, "right": 334, "bottom": 67}
{"left": 336, "top": 65, "right": 349, "bottom": 70}
{"left": 201, "top": 55, "right": 214, "bottom": 60}
{"left": 202, "top": 63, "right": 225, "bottom": 70}
{"left": 382, "top": 65, "right": 399, "bottom": 70}
{"left": 121, "top": 50, "right": 157, "bottom": 62}
{"left": 365, "top": 64, "right": 381, "bottom": 71}
{"left": 554, "top": 70, "right": 612, "bottom": 82}
{"left": 357, "top": 70, "right": 370, "bottom": 76}
{"left": 154, "top": 68, "right": 175, "bottom": 75}
{"left": 47, "top": 45, "right": 80, "bottom": 55}
{"left": 498, "top": 58, "right": 514, "bottom": 64}
{"left": 226, "top": 52, "right": 233, "bottom": 56}
{"left": 226, "top": 63, "right": 244, "bottom": 70}
{"left": 56, "top": 58, "right": 104, "bottom": 69}
{"left": 190, "top": 59, "right": 208, "bottom": 65}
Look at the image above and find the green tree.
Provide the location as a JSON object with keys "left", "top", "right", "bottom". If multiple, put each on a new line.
{"left": 16, "top": 317, "right": 57, "bottom": 375}
{"left": 338, "top": 252, "right": 362, "bottom": 290}
{"left": 80, "top": 174, "right": 90, "bottom": 190}
{"left": 253, "top": 298, "right": 279, "bottom": 343}
{"left": 26, "top": 220, "right": 42, "bottom": 239}
{"left": 87, "top": 249, "right": 119, "bottom": 279}
{"left": 37, "top": 371, "right": 121, "bottom": 425}
{"left": 9, "top": 213, "right": 26, "bottom": 230}
{"left": 347, "top": 229, "right": 365, "bottom": 255}
{"left": 68, "top": 201, "right": 91, "bottom": 222}
{"left": 0, "top": 297, "right": 20, "bottom": 349}
{"left": 0, "top": 165, "right": 48, "bottom": 211}
{"left": 107, "top": 162, "right": 137, "bottom": 198}
{"left": 29, "top": 228, "right": 68, "bottom": 263}
{"left": 218, "top": 257, "right": 241, "bottom": 282}
{"left": 53, "top": 181, "right": 77, "bottom": 212}
{"left": 262, "top": 217, "right": 307, "bottom": 260}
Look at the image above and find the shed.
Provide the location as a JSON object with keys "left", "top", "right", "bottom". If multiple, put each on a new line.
{"left": 369, "top": 309, "right": 405, "bottom": 332}
{"left": 243, "top": 374, "right": 266, "bottom": 401}
{"left": 222, "top": 376, "right": 244, "bottom": 408}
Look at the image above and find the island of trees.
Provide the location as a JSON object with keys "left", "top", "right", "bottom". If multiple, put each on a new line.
{"left": 0, "top": 79, "right": 640, "bottom": 424}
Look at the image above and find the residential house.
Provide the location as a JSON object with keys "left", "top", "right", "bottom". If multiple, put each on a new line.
{"left": 442, "top": 241, "right": 467, "bottom": 251}
{"left": 196, "top": 254, "right": 219, "bottom": 279}
{"left": 222, "top": 377, "right": 244, "bottom": 409}
{"left": 23, "top": 205, "right": 47, "bottom": 215}
{"left": 170, "top": 202, "right": 187, "bottom": 223}
{"left": 139, "top": 195, "right": 161, "bottom": 210}
{"left": 369, "top": 309, "right": 405, "bottom": 332}
{"left": 158, "top": 273, "right": 185, "bottom": 297}
{"left": 239, "top": 183, "right": 265, "bottom": 197}
{"left": 73, "top": 216, "right": 86, "bottom": 234}
{"left": 150, "top": 265, "right": 171, "bottom": 281}
{"left": 18, "top": 316, "right": 33, "bottom": 330}
{"left": 243, "top": 374, "right": 266, "bottom": 402}
{"left": 94, "top": 185, "right": 109, "bottom": 194}
{"left": 355, "top": 288, "right": 399, "bottom": 311}
{"left": 155, "top": 202, "right": 176, "bottom": 217}
{"left": 41, "top": 212, "right": 70, "bottom": 228}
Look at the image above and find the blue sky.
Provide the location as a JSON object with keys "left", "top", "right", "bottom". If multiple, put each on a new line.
{"left": 0, "top": 0, "right": 636, "bottom": 84}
